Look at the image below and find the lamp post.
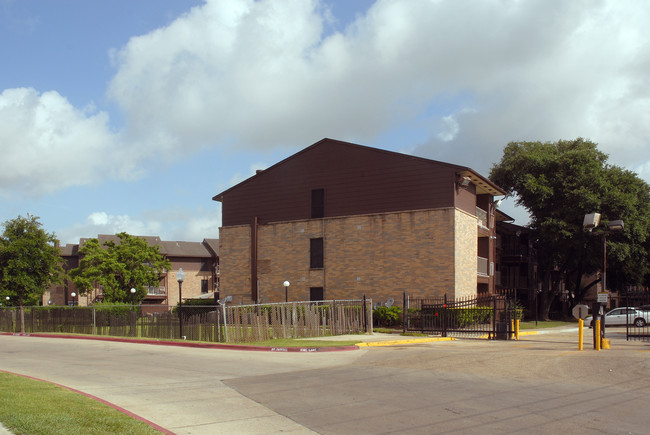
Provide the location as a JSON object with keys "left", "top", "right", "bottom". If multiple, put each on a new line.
{"left": 583, "top": 214, "right": 624, "bottom": 348}
{"left": 177, "top": 268, "right": 186, "bottom": 339}
{"left": 71, "top": 292, "right": 76, "bottom": 306}
{"left": 283, "top": 281, "right": 290, "bottom": 303}
{"left": 130, "top": 288, "right": 136, "bottom": 307}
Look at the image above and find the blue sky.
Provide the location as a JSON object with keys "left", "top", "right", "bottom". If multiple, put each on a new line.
{"left": 1, "top": 0, "right": 649, "bottom": 244}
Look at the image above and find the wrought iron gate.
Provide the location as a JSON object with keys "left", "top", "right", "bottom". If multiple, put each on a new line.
{"left": 624, "top": 288, "right": 650, "bottom": 341}
{"left": 403, "top": 293, "right": 518, "bottom": 339}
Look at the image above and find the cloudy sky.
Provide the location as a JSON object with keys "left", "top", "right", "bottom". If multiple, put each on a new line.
{"left": 1, "top": 0, "right": 649, "bottom": 245}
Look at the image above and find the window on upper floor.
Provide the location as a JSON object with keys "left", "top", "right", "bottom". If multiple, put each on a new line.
{"left": 311, "top": 188, "right": 325, "bottom": 218}
{"left": 310, "top": 287, "right": 324, "bottom": 301}
{"left": 201, "top": 279, "right": 209, "bottom": 294}
{"left": 310, "top": 237, "right": 324, "bottom": 269}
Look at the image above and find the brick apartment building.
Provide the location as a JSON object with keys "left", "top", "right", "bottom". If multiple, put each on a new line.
{"left": 213, "top": 138, "right": 506, "bottom": 305}
{"left": 45, "top": 235, "right": 219, "bottom": 310}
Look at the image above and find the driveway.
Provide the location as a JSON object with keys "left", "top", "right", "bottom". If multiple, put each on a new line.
{"left": 2, "top": 329, "right": 650, "bottom": 434}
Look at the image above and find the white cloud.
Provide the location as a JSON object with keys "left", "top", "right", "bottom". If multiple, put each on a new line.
{"left": 105, "top": 0, "right": 649, "bottom": 181}
{"left": 4, "top": 0, "right": 649, "bottom": 205}
{"left": 0, "top": 88, "right": 134, "bottom": 197}
{"left": 57, "top": 212, "right": 163, "bottom": 244}
{"left": 57, "top": 208, "right": 221, "bottom": 245}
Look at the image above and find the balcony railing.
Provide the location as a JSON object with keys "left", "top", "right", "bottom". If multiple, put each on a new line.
{"left": 476, "top": 207, "right": 488, "bottom": 228}
{"left": 477, "top": 256, "right": 489, "bottom": 276}
{"left": 146, "top": 286, "right": 166, "bottom": 296}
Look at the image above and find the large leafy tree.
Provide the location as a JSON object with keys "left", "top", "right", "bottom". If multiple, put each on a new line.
{"left": 0, "top": 215, "right": 64, "bottom": 333}
{"left": 70, "top": 232, "right": 171, "bottom": 303}
{"left": 490, "top": 138, "right": 650, "bottom": 319}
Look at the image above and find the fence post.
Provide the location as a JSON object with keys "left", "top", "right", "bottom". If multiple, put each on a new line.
{"left": 363, "top": 295, "right": 368, "bottom": 333}
{"left": 442, "top": 294, "right": 447, "bottom": 338}
{"left": 403, "top": 292, "right": 407, "bottom": 334}
{"left": 492, "top": 296, "right": 497, "bottom": 340}
{"left": 93, "top": 308, "right": 96, "bottom": 336}
{"left": 222, "top": 303, "right": 228, "bottom": 342}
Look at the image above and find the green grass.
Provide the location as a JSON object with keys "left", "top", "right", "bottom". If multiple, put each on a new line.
{"left": 519, "top": 320, "right": 574, "bottom": 330}
{"left": 0, "top": 372, "right": 161, "bottom": 435}
{"left": 14, "top": 331, "right": 361, "bottom": 348}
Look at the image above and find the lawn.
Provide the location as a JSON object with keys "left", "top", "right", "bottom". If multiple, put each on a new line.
{"left": 519, "top": 320, "right": 575, "bottom": 330}
{"left": 0, "top": 372, "right": 161, "bottom": 435}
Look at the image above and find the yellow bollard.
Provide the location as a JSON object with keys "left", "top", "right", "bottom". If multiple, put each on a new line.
{"left": 595, "top": 319, "right": 601, "bottom": 351}
{"left": 578, "top": 318, "right": 583, "bottom": 350}
{"left": 602, "top": 338, "right": 610, "bottom": 349}
{"left": 510, "top": 319, "right": 515, "bottom": 340}
{"left": 515, "top": 319, "right": 520, "bottom": 340}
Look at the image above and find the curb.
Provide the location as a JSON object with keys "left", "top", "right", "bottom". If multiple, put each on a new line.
{"left": 477, "top": 331, "right": 539, "bottom": 339}
{"left": 356, "top": 337, "right": 455, "bottom": 347}
{"left": 0, "top": 370, "right": 173, "bottom": 435}
{"left": 0, "top": 332, "right": 359, "bottom": 352}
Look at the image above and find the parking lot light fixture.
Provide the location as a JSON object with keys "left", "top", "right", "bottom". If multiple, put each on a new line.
{"left": 177, "top": 268, "right": 185, "bottom": 339}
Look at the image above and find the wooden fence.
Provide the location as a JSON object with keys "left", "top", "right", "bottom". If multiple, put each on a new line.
{"left": 0, "top": 299, "right": 372, "bottom": 344}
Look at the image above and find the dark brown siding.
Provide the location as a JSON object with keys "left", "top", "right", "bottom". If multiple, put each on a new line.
{"left": 455, "top": 183, "right": 477, "bottom": 215}
{"left": 220, "top": 140, "right": 460, "bottom": 226}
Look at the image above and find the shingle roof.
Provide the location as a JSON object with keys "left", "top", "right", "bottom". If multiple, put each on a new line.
{"left": 73, "top": 235, "right": 219, "bottom": 259}
{"left": 159, "top": 240, "right": 211, "bottom": 258}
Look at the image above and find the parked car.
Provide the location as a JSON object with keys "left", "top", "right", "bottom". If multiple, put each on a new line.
{"left": 583, "top": 307, "right": 650, "bottom": 328}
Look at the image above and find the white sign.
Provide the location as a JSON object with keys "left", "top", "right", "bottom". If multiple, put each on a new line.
{"left": 597, "top": 292, "right": 609, "bottom": 303}
{"left": 572, "top": 304, "right": 590, "bottom": 320}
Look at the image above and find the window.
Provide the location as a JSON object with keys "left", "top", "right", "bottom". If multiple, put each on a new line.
{"left": 311, "top": 188, "right": 325, "bottom": 218}
{"left": 310, "top": 238, "right": 324, "bottom": 268}
{"left": 201, "top": 279, "right": 209, "bottom": 294}
{"left": 310, "top": 287, "right": 324, "bottom": 302}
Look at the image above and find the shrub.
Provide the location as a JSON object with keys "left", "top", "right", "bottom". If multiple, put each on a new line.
{"left": 373, "top": 306, "right": 403, "bottom": 328}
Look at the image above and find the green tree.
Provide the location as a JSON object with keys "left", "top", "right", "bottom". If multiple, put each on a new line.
{"left": 0, "top": 215, "right": 64, "bottom": 333}
{"left": 490, "top": 138, "right": 650, "bottom": 319}
{"left": 70, "top": 232, "right": 171, "bottom": 303}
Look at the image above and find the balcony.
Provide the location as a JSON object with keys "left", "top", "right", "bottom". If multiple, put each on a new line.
{"left": 146, "top": 286, "right": 166, "bottom": 296}
{"left": 477, "top": 256, "right": 489, "bottom": 277}
{"left": 476, "top": 207, "right": 488, "bottom": 229}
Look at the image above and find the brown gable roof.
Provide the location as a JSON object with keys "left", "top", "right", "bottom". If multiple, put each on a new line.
{"left": 212, "top": 138, "right": 505, "bottom": 201}
{"left": 159, "top": 240, "right": 212, "bottom": 258}
{"left": 203, "top": 238, "right": 220, "bottom": 256}
{"left": 76, "top": 235, "right": 216, "bottom": 259}
{"left": 59, "top": 244, "right": 79, "bottom": 256}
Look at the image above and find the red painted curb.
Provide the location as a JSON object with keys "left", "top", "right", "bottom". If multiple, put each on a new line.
{"left": 0, "top": 369, "right": 174, "bottom": 434}
{"left": 0, "top": 332, "right": 360, "bottom": 352}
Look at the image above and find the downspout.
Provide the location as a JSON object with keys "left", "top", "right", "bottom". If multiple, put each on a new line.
{"left": 251, "top": 216, "right": 258, "bottom": 303}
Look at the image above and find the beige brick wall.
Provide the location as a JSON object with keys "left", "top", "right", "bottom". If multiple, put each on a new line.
{"left": 166, "top": 268, "right": 213, "bottom": 306}
{"left": 220, "top": 208, "right": 479, "bottom": 305}
{"left": 454, "top": 209, "right": 478, "bottom": 298}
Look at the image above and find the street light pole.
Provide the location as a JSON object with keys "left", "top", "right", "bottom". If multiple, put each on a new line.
{"left": 583, "top": 214, "right": 624, "bottom": 349}
{"left": 177, "top": 268, "right": 186, "bottom": 339}
{"left": 130, "top": 288, "right": 136, "bottom": 309}
{"left": 283, "top": 281, "right": 290, "bottom": 303}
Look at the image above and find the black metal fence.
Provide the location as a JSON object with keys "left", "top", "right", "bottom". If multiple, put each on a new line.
{"left": 403, "top": 293, "right": 518, "bottom": 339}
{"left": 0, "top": 299, "right": 372, "bottom": 344}
{"left": 624, "top": 288, "right": 650, "bottom": 341}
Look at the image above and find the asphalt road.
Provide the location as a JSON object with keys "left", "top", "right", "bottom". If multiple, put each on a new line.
{"left": 1, "top": 329, "right": 650, "bottom": 434}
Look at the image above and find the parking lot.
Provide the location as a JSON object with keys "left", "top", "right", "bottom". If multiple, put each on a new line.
{"left": 1, "top": 327, "right": 649, "bottom": 434}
